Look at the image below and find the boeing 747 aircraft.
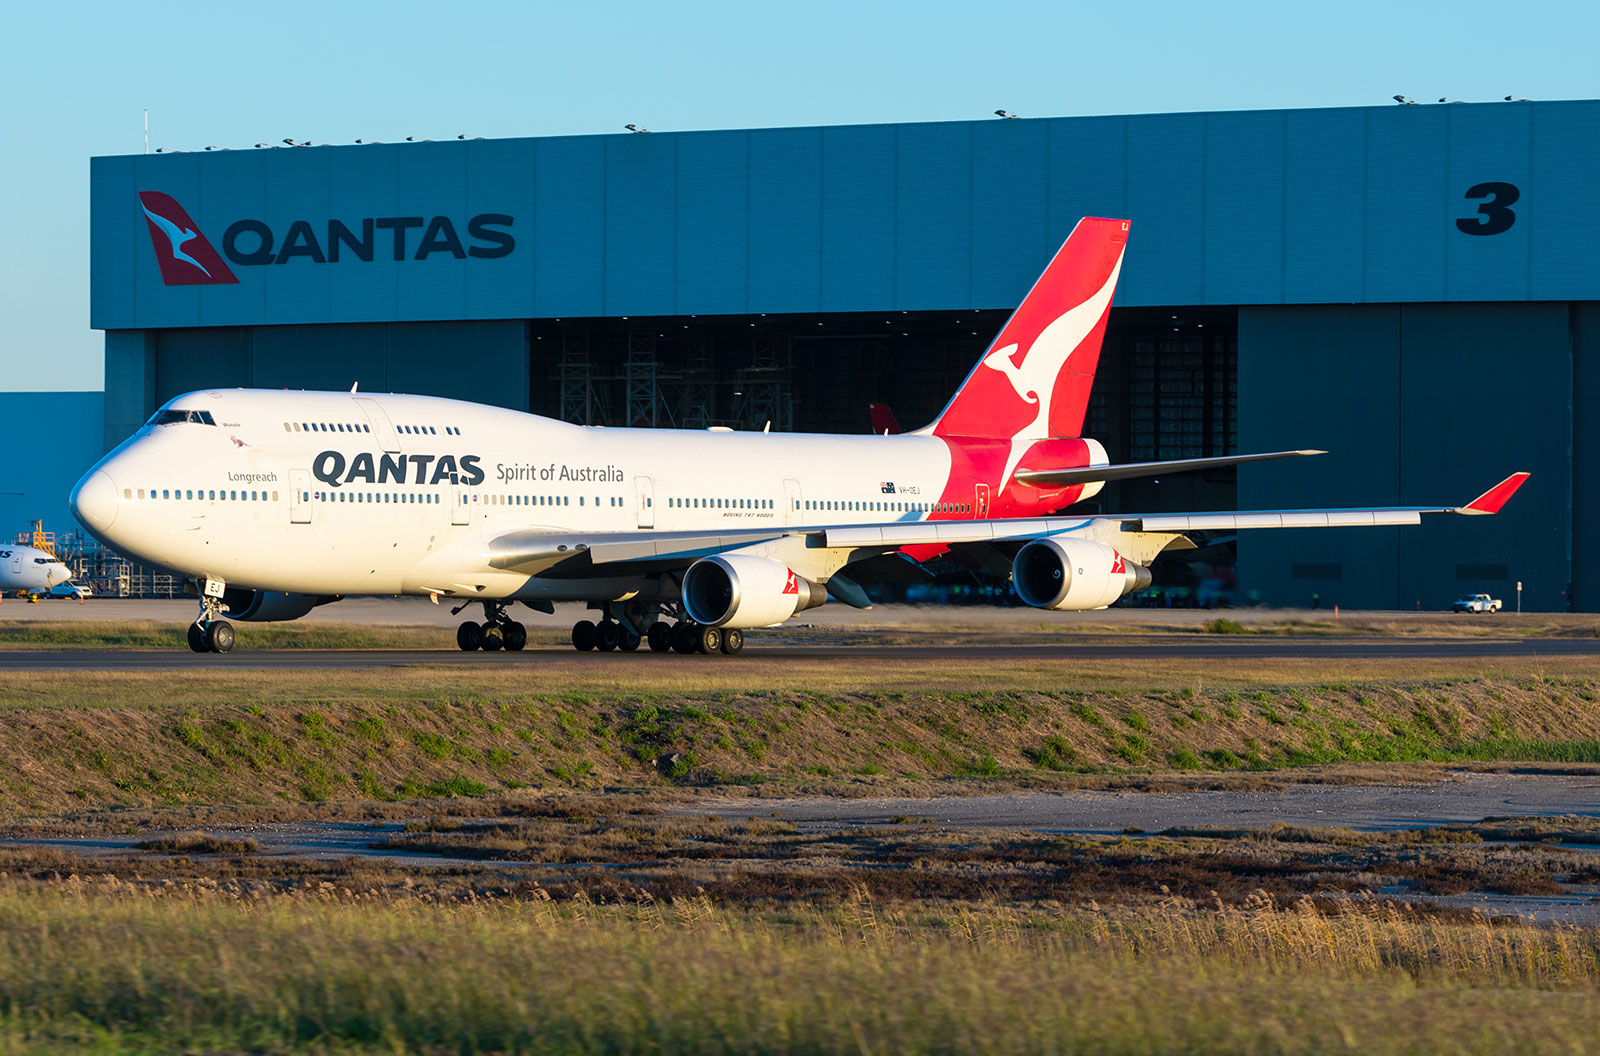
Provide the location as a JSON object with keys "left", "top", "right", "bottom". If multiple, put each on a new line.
{"left": 69, "top": 218, "right": 1528, "bottom": 654}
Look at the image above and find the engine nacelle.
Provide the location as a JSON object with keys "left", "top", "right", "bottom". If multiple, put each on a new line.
{"left": 1011, "top": 537, "right": 1151, "bottom": 611}
{"left": 681, "top": 555, "right": 825, "bottom": 628}
{"left": 221, "top": 589, "right": 337, "bottom": 622}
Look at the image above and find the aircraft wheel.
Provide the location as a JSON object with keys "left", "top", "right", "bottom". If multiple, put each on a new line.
{"left": 571, "top": 620, "right": 597, "bottom": 652}
{"left": 480, "top": 623, "right": 504, "bottom": 652}
{"left": 618, "top": 625, "right": 641, "bottom": 652}
{"left": 457, "top": 621, "right": 484, "bottom": 651}
{"left": 670, "top": 622, "right": 697, "bottom": 654}
{"left": 719, "top": 628, "right": 744, "bottom": 655}
{"left": 695, "top": 625, "right": 723, "bottom": 655}
{"left": 595, "top": 620, "right": 620, "bottom": 652}
{"left": 502, "top": 621, "right": 527, "bottom": 651}
{"left": 187, "top": 624, "right": 208, "bottom": 653}
{"left": 205, "top": 620, "right": 235, "bottom": 654}
{"left": 646, "top": 621, "right": 672, "bottom": 652}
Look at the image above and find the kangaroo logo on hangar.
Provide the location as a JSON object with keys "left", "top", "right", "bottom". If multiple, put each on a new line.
{"left": 136, "top": 192, "right": 516, "bottom": 286}
{"left": 136, "top": 192, "right": 238, "bottom": 286}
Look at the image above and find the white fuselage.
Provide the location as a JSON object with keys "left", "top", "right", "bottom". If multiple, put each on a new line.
{"left": 0, "top": 545, "right": 72, "bottom": 594}
{"left": 72, "top": 390, "right": 963, "bottom": 600}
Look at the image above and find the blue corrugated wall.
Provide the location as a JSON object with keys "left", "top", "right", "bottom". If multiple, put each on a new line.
{"left": 93, "top": 101, "right": 1600, "bottom": 330}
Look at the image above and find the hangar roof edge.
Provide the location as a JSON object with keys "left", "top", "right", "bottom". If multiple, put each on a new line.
{"left": 88, "top": 97, "right": 1600, "bottom": 162}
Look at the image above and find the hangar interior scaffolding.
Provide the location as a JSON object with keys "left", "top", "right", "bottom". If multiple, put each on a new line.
{"left": 530, "top": 306, "right": 1238, "bottom": 518}
{"left": 539, "top": 310, "right": 1231, "bottom": 445}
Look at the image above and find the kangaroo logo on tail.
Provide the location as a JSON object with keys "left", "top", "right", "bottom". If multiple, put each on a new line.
{"left": 926, "top": 217, "right": 1129, "bottom": 486}
{"left": 978, "top": 253, "right": 1124, "bottom": 484}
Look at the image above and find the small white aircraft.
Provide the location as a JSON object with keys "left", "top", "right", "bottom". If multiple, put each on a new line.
{"left": 0, "top": 544, "right": 74, "bottom": 600}
{"left": 69, "top": 217, "right": 1528, "bottom": 654}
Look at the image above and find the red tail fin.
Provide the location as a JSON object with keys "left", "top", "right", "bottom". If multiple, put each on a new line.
{"left": 927, "top": 218, "right": 1128, "bottom": 441}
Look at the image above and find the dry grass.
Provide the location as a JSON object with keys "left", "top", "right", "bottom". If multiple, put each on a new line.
{"left": 0, "top": 880, "right": 1598, "bottom": 1053}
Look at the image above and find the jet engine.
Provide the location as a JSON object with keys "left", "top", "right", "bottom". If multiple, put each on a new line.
{"left": 1011, "top": 537, "right": 1151, "bottom": 611}
{"left": 221, "top": 589, "right": 338, "bottom": 622}
{"left": 681, "top": 555, "right": 826, "bottom": 628}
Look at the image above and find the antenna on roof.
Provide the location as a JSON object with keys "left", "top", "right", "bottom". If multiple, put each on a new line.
{"left": 350, "top": 382, "right": 359, "bottom": 393}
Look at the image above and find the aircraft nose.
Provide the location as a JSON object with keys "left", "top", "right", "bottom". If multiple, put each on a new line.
{"left": 70, "top": 470, "right": 118, "bottom": 535}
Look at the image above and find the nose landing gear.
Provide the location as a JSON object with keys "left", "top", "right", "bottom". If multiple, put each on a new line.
{"left": 188, "top": 581, "right": 235, "bottom": 653}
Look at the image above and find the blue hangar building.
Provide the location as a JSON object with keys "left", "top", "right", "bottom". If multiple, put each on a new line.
{"left": 89, "top": 101, "right": 1600, "bottom": 611}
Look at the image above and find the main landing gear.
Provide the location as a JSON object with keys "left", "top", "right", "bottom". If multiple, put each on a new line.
{"left": 187, "top": 583, "right": 235, "bottom": 654}
{"left": 454, "top": 600, "right": 527, "bottom": 652}
{"left": 570, "top": 603, "right": 744, "bottom": 657}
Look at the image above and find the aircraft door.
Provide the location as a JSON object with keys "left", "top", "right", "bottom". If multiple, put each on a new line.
{"left": 975, "top": 483, "right": 991, "bottom": 519}
{"left": 784, "top": 479, "right": 803, "bottom": 525}
{"left": 451, "top": 488, "right": 471, "bottom": 526}
{"left": 635, "top": 476, "right": 655, "bottom": 529}
{"left": 290, "top": 469, "right": 312, "bottom": 524}
{"left": 7, "top": 552, "right": 18, "bottom": 578}
{"left": 354, "top": 398, "right": 400, "bottom": 454}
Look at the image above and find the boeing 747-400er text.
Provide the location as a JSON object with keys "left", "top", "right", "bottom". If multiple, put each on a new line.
{"left": 69, "top": 217, "right": 1529, "bottom": 654}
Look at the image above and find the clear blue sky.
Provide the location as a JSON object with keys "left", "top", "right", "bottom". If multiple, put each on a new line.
{"left": 4, "top": 0, "right": 1594, "bottom": 392}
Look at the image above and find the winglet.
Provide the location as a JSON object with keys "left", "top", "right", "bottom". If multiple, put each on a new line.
{"left": 1460, "top": 472, "right": 1530, "bottom": 515}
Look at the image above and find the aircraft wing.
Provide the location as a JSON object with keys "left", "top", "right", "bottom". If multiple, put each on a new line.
{"left": 485, "top": 473, "right": 1529, "bottom": 575}
{"left": 822, "top": 473, "right": 1530, "bottom": 549}
{"left": 1013, "top": 448, "right": 1324, "bottom": 488}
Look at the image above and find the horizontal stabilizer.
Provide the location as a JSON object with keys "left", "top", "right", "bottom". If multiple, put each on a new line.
{"left": 1014, "top": 449, "right": 1325, "bottom": 488}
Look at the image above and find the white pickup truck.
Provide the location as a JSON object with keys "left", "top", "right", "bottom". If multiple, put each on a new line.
{"left": 1452, "top": 593, "right": 1503, "bottom": 613}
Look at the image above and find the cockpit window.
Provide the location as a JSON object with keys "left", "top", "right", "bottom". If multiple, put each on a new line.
{"left": 33, "top": 557, "right": 50, "bottom": 564}
{"left": 147, "top": 408, "right": 217, "bottom": 426}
